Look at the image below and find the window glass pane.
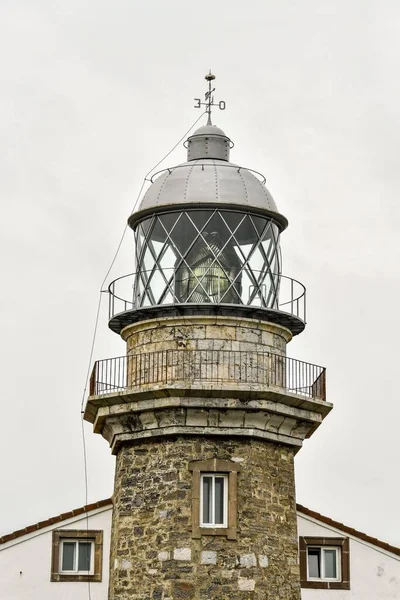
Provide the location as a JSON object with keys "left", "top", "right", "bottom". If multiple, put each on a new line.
{"left": 78, "top": 542, "right": 92, "bottom": 571}
{"left": 62, "top": 542, "right": 75, "bottom": 571}
{"left": 214, "top": 477, "right": 225, "bottom": 525}
{"left": 308, "top": 548, "right": 321, "bottom": 578}
{"left": 324, "top": 549, "right": 337, "bottom": 579}
{"left": 202, "top": 476, "right": 212, "bottom": 524}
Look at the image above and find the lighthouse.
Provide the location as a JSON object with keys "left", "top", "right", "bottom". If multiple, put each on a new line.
{"left": 85, "top": 73, "right": 332, "bottom": 600}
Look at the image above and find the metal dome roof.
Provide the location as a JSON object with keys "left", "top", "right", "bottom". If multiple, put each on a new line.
{"left": 188, "top": 124, "right": 227, "bottom": 137}
{"left": 128, "top": 124, "right": 288, "bottom": 231}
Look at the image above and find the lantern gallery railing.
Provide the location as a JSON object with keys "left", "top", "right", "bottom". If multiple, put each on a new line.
{"left": 108, "top": 270, "right": 306, "bottom": 323}
{"left": 89, "top": 350, "right": 326, "bottom": 401}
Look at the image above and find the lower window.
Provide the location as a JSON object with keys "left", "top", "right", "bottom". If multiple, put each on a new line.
{"left": 299, "top": 537, "right": 350, "bottom": 590}
{"left": 51, "top": 530, "right": 103, "bottom": 582}
{"left": 307, "top": 546, "right": 340, "bottom": 581}
{"left": 60, "top": 539, "right": 94, "bottom": 574}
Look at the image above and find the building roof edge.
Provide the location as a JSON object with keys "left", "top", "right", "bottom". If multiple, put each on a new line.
{"left": 0, "top": 498, "right": 113, "bottom": 545}
{"left": 296, "top": 503, "right": 400, "bottom": 557}
{"left": 0, "top": 498, "right": 398, "bottom": 558}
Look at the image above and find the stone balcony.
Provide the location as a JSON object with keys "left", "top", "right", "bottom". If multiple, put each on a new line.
{"left": 84, "top": 350, "right": 332, "bottom": 454}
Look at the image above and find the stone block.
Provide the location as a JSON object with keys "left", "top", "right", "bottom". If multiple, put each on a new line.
{"left": 196, "top": 338, "right": 232, "bottom": 351}
{"left": 218, "top": 409, "right": 245, "bottom": 428}
{"left": 239, "top": 553, "right": 257, "bottom": 568}
{"left": 258, "top": 555, "right": 269, "bottom": 568}
{"left": 121, "top": 559, "right": 131, "bottom": 569}
{"left": 267, "top": 414, "right": 286, "bottom": 433}
{"left": 205, "top": 325, "right": 236, "bottom": 340}
{"left": 278, "top": 417, "right": 297, "bottom": 436}
{"left": 236, "top": 326, "right": 261, "bottom": 344}
{"left": 173, "top": 547, "right": 192, "bottom": 561}
{"left": 157, "top": 408, "right": 185, "bottom": 428}
{"left": 201, "top": 551, "right": 217, "bottom": 565}
{"left": 186, "top": 409, "right": 208, "bottom": 427}
{"left": 157, "top": 551, "right": 170, "bottom": 561}
{"left": 139, "top": 411, "right": 158, "bottom": 430}
{"left": 174, "top": 325, "right": 206, "bottom": 340}
{"left": 244, "top": 411, "right": 271, "bottom": 430}
{"left": 136, "top": 330, "right": 153, "bottom": 347}
{"left": 172, "top": 581, "right": 195, "bottom": 599}
{"left": 151, "top": 326, "right": 175, "bottom": 343}
{"left": 238, "top": 577, "right": 255, "bottom": 591}
{"left": 273, "top": 333, "right": 286, "bottom": 351}
{"left": 207, "top": 409, "right": 220, "bottom": 427}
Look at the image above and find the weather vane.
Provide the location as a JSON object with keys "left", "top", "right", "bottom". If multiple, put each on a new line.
{"left": 194, "top": 70, "right": 226, "bottom": 125}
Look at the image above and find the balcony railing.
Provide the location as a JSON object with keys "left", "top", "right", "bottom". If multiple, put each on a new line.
{"left": 108, "top": 270, "right": 306, "bottom": 323}
{"left": 89, "top": 350, "right": 326, "bottom": 401}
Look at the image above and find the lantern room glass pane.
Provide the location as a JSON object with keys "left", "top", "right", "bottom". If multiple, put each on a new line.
{"left": 158, "top": 212, "right": 181, "bottom": 234}
{"left": 188, "top": 210, "right": 213, "bottom": 230}
{"left": 251, "top": 214, "right": 267, "bottom": 237}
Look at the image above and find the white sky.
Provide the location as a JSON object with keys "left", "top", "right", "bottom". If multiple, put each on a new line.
{"left": 1, "top": 0, "right": 399, "bottom": 547}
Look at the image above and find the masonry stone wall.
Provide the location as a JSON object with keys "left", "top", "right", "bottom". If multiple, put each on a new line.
{"left": 122, "top": 316, "right": 291, "bottom": 356}
{"left": 109, "top": 436, "right": 300, "bottom": 600}
{"left": 121, "top": 317, "right": 292, "bottom": 390}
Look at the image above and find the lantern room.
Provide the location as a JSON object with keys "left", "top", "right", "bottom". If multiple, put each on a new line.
{"left": 108, "top": 124, "right": 306, "bottom": 336}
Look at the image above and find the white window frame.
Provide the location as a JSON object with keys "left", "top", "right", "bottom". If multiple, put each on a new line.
{"left": 307, "top": 546, "right": 341, "bottom": 582}
{"left": 60, "top": 539, "right": 95, "bottom": 575}
{"left": 200, "top": 473, "right": 228, "bottom": 528}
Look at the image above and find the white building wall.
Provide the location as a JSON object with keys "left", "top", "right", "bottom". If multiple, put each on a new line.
{"left": 0, "top": 507, "right": 112, "bottom": 600}
{"left": 1, "top": 506, "right": 399, "bottom": 600}
{"left": 298, "top": 514, "right": 400, "bottom": 600}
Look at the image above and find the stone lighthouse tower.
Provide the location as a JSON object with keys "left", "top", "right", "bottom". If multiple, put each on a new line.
{"left": 85, "top": 74, "right": 332, "bottom": 600}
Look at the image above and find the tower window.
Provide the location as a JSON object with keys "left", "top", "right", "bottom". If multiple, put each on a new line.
{"left": 299, "top": 537, "right": 350, "bottom": 590}
{"left": 189, "top": 458, "right": 240, "bottom": 539}
{"left": 51, "top": 530, "right": 103, "bottom": 582}
{"left": 200, "top": 473, "right": 228, "bottom": 527}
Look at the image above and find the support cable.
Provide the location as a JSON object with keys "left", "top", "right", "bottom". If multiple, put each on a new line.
{"left": 78, "top": 111, "right": 207, "bottom": 599}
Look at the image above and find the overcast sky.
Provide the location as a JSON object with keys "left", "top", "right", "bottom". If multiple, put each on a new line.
{"left": 1, "top": 0, "right": 399, "bottom": 547}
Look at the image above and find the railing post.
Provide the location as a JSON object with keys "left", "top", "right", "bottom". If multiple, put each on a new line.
{"left": 133, "top": 274, "right": 137, "bottom": 310}
{"left": 109, "top": 284, "right": 113, "bottom": 320}
{"left": 291, "top": 278, "right": 294, "bottom": 315}
{"left": 89, "top": 363, "right": 96, "bottom": 396}
{"left": 166, "top": 349, "right": 170, "bottom": 384}
{"left": 304, "top": 290, "right": 307, "bottom": 323}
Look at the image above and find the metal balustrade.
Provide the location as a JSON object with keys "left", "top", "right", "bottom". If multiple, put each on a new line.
{"left": 89, "top": 350, "right": 326, "bottom": 401}
{"left": 108, "top": 270, "right": 306, "bottom": 324}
